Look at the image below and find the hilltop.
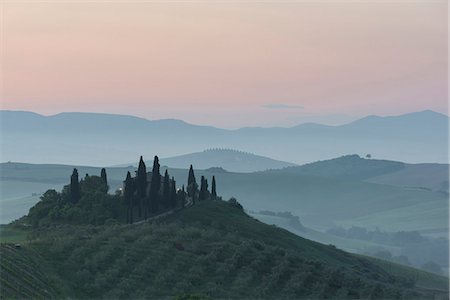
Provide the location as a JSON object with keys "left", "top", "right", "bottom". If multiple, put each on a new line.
{"left": 268, "top": 154, "right": 406, "bottom": 180}
{"left": 1, "top": 201, "right": 448, "bottom": 299}
{"left": 120, "top": 149, "right": 297, "bottom": 172}
{"left": 270, "top": 154, "right": 449, "bottom": 193}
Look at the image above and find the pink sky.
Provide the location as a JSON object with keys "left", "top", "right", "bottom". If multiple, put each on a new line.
{"left": 1, "top": 1, "right": 448, "bottom": 128}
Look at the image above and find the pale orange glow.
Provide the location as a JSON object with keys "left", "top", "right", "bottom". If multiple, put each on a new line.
{"left": 1, "top": 1, "right": 447, "bottom": 127}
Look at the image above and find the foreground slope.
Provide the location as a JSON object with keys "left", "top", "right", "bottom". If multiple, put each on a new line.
{"left": 0, "top": 244, "right": 63, "bottom": 298}
{"left": 1, "top": 201, "right": 448, "bottom": 299}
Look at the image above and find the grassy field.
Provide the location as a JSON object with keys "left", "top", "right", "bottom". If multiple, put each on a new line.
{"left": 0, "top": 225, "right": 28, "bottom": 243}
{"left": 367, "top": 163, "right": 449, "bottom": 193}
{"left": 336, "top": 199, "right": 449, "bottom": 236}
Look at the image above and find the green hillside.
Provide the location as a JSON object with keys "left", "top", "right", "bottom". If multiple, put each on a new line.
{"left": 1, "top": 201, "right": 448, "bottom": 299}
{"left": 367, "top": 163, "right": 449, "bottom": 193}
{"left": 267, "top": 155, "right": 449, "bottom": 193}
{"left": 0, "top": 243, "right": 64, "bottom": 298}
{"left": 268, "top": 154, "right": 406, "bottom": 180}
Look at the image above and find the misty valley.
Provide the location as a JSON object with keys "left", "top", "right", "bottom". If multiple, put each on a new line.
{"left": 1, "top": 135, "right": 449, "bottom": 299}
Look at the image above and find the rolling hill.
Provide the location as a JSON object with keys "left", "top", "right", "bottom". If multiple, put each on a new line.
{"left": 120, "top": 149, "right": 297, "bottom": 172}
{"left": 268, "top": 154, "right": 406, "bottom": 180}
{"left": 1, "top": 157, "right": 448, "bottom": 236}
{"left": 0, "top": 201, "right": 448, "bottom": 299}
{"left": 1, "top": 110, "right": 448, "bottom": 166}
{"left": 367, "top": 163, "right": 449, "bottom": 193}
{"left": 270, "top": 154, "right": 449, "bottom": 192}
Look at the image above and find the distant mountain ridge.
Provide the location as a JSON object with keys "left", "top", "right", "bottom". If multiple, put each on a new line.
{"left": 1, "top": 110, "right": 448, "bottom": 166}
{"left": 2, "top": 109, "right": 447, "bottom": 131}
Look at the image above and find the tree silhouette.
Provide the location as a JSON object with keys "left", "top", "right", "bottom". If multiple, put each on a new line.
{"left": 100, "top": 168, "right": 108, "bottom": 193}
{"left": 199, "top": 176, "right": 209, "bottom": 201}
{"left": 124, "top": 171, "right": 135, "bottom": 224}
{"left": 70, "top": 168, "right": 80, "bottom": 204}
{"left": 187, "top": 165, "right": 198, "bottom": 204}
{"left": 180, "top": 185, "right": 186, "bottom": 208}
{"left": 136, "top": 156, "right": 147, "bottom": 218}
{"left": 149, "top": 156, "right": 161, "bottom": 214}
{"left": 162, "top": 169, "right": 170, "bottom": 209}
{"left": 211, "top": 176, "right": 217, "bottom": 200}
{"left": 170, "top": 177, "right": 177, "bottom": 208}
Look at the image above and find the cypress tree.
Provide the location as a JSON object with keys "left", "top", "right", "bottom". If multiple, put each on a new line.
{"left": 70, "top": 168, "right": 80, "bottom": 204}
{"left": 100, "top": 168, "right": 108, "bottom": 193}
{"left": 187, "top": 165, "right": 198, "bottom": 204}
{"left": 200, "top": 176, "right": 205, "bottom": 201}
{"left": 170, "top": 177, "right": 177, "bottom": 208}
{"left": 124, "top": 171, "right": 135, "bottom": 224}
{"left": 136, "top": 156, "right": 147, "bottom": 218}
{"left": 162, "top": 169, "right": 170, "bottom": 209}
{"left": 199, "top": 176, "right": 209, "bottom": 201}
{"left": 149, "top": 156, "right": 161, "bottom": 214}
{"left": 180, "top": 185, "right": 186, "bottom": 208}
{"left": 211, "top": 176, "right": 217, "bottom": 200}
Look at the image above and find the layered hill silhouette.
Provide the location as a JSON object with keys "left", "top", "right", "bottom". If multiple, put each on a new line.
{"left": 2, "top": 155, "right": 448, "bottom": 241}
{"left": 1, "top": 110, "right": 448, "bottom": 166}
{"left": 1, "top": 155, "right": 448, "bottom": 231}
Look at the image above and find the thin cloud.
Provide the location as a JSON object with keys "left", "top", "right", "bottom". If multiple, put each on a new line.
{"left": 262, "top": 104, "right": 304, "bottom": 109}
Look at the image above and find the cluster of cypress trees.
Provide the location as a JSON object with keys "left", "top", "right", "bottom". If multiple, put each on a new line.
{"left": 187, "top": 164, "right": 217, "bottom": 204}
{"left": 125, "top": 155, "right": 163, "bottom": 223}
{"left": 69, "top": 167, "right": 109, "bottom": 204}
{"left": 67, "top": 156, "right": 218, "bottom": 225}
{"left": 123, "top": 157, "right": 218, "bottom": 224}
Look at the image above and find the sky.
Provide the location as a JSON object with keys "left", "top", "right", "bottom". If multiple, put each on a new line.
{"left": 1, "top": 1, "right": 448, "bottom": 128}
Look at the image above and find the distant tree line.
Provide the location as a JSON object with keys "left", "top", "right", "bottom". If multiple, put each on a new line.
{"left": 203, "top": 148, "right": 255, "bottom": 155}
